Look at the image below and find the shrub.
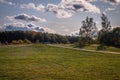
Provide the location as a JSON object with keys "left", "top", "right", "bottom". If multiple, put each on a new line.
{"left": 24, "top": 39, "right": 32, "bottom": 44}
{"left": 36, "top": 40, "right": 40, "bottom": 44}
{"left": 97, "top": 44, "right": 107, "bottom": 50}
{"left": 12, "top": 40, "right": 19, "bottom": 44}
{"left": 18, "top": 39, "right": 24, "bottom": 44}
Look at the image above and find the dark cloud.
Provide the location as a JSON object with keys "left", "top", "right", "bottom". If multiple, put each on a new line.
{"left": 73, "top": 4, "right": 83, "bottom": 10}
{"left": 107, "top": 0, "right": 118, "bottom": 3}
{"left": 105, "top": 0, "right": 120, "bottom": 4}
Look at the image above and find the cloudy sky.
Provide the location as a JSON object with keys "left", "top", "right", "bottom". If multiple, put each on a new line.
{"left": 0, "top": 0, "right": 120, "bottom": 35}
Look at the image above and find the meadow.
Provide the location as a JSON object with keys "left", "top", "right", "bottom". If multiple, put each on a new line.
{"left": 0, "top": 44, "right": 120, "bottom": 80}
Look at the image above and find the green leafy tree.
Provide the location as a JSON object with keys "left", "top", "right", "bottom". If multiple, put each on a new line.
{"left": 100, "top": 27, "right": 120, "bottom": 47}
{"left": 79, "top": 17, "right": 98, "bottom": 45}
{"left": 101, "top": 13, "right": 111, "bottom": 32}
{"left": 98, "top": 13, "right": 112, "bottom": 43}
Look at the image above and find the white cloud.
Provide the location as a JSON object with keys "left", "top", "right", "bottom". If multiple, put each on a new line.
{"left": 46, "top": 3, "right": 73, "bottom": 18}
{"left": 0, "top": 23, "right": 56, "bottom": 33}
{"left": 2, "top": 22, "right": 30, "bottom": 31}
{"left": 20, "top": 0, "right": 100, "bottom": 18}
{"left": 43, "top": 27, "right": 56, "bottom": 33}
{"left": 61, "top": 0, "right": 100, "bottom": 13}
{"left": 71, "top": 30, "right": 79, "bottom": 36}
{"left": 6, "top": 13, "right": 47, "bottom": 22}
{"left": 56, "top": 9, "right": 73, "bottom": 18}
{"left": 20, "top": 3, "right": 45, "bottom": 12}
{"left": 0, "top": 0, "right": 15, "bottom": 6}
{"left": 63, "top": 29, "right": 70, "bottom": 32}
{"left": 105, "top": 7, "right": 116, "bottom": 12}
{"left": 46, "top": 4, "right": 72, "bottom": 18}
{"left": 46, "top": 0, "right": 100, "bottom": 18}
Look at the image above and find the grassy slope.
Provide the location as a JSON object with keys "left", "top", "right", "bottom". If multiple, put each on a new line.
{"left": 0, "top": 44, "right": 120, "bottom": 80}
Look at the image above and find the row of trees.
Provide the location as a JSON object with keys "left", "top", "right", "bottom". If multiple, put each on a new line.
{"left": 0, "top": 31, "right": 79, "bottom": 44}
{"left": 79, "top": 14, "right": 120, "bottom": 48}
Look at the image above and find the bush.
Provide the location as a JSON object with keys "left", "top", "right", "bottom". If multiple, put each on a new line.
{"left": 12, "top": 40, "right": 19, "bottom": 44}
{"left": 18, "top": 39, "right": 24, "bottom": 44}
{"left": 35, "top": 40, "right": 40, "bottom": 44}
{"left": 78, "top": 42, "right": 86, "bottom": 48}
{"left": 0, "top": 42, "right": 2, "bottom": 45}
{"left": 97, "top": 45, "right": 107, "bottom": 50}
{"left": 77, "top": 37, "right": 94, "bottom": 48}
{"left": 24, "top": 39, "right": 32, "bottom": 44}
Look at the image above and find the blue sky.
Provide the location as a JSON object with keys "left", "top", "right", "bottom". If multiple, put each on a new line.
{"left": 0, "top": 0, "right": 120, "bottom": 35}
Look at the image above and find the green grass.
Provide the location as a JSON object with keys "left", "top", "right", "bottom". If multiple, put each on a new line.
{"left": 0, "top": 44, "right": 120, "bottom": 80}
{"left": 54, "top": 44, "right": 120, "bottom": 53}
{"left": 82, "top": 44, "right": 120, "bottom": 52}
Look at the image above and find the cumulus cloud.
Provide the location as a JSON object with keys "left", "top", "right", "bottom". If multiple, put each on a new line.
{"left": 47, "top": 4, "right": 73, "bottom": 18}
{"left": 20, "top": 3, "right": 45, "bottom": 12}
{"left": 0, "top": 23, "right": 56, "bottom": 33}
{"left": 20, "top": 0, "right": 100, "bottom": 18}
{"left": 0, "top": 0, "right": 15, "bottom": 6}
{"left": 61, "top": 0, "right": 100, "bottom": 13}
{"left": 46, "top": 0, "right": 100, "bottom": 18}
{"left": 2, "top": 23, "right": 30, "bottom": 31}
{"left": 7, "top": 13, "right": 47, "bottom": 22}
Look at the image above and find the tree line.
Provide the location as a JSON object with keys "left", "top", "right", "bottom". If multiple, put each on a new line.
{"left": 0, "top": 31, "right": 79, "bottom": 44}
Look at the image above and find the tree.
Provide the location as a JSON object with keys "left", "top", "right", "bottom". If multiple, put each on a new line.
{"left": 98, "top": 13, "right": 112, "bottom": 43}
{"left": 101, "top": 13, "right": 111, "bottom": 32}
{"left": 99, "top": 27, "right": 120, "bottom": 48}
{"left": 79, "top": 17, "right": 98, "bottom": 44}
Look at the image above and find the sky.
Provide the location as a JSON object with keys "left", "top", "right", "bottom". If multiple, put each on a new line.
{"left": 0, "top": 0, "right": 120, "bottom": 35}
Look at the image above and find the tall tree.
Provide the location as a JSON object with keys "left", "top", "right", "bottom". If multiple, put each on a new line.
{"left": 79, "top": 17, "right": 98, "bottom": 41}
{"left": 101, "top": 13, "right": 111, "bottom": 32}
{"left": 98, "top": 13, "right": 112, "bottom": 43}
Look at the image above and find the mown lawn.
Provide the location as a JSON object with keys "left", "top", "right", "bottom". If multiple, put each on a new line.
{"left": 0, "top": 44, "right": 120, "bottom": 80}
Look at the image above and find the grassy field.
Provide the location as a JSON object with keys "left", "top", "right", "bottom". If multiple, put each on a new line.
{"left": 53, "top": 44, "right": 120, "bottom": 53}
{"left": 0, "top": 44, "right": 120, "bottom": 80}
